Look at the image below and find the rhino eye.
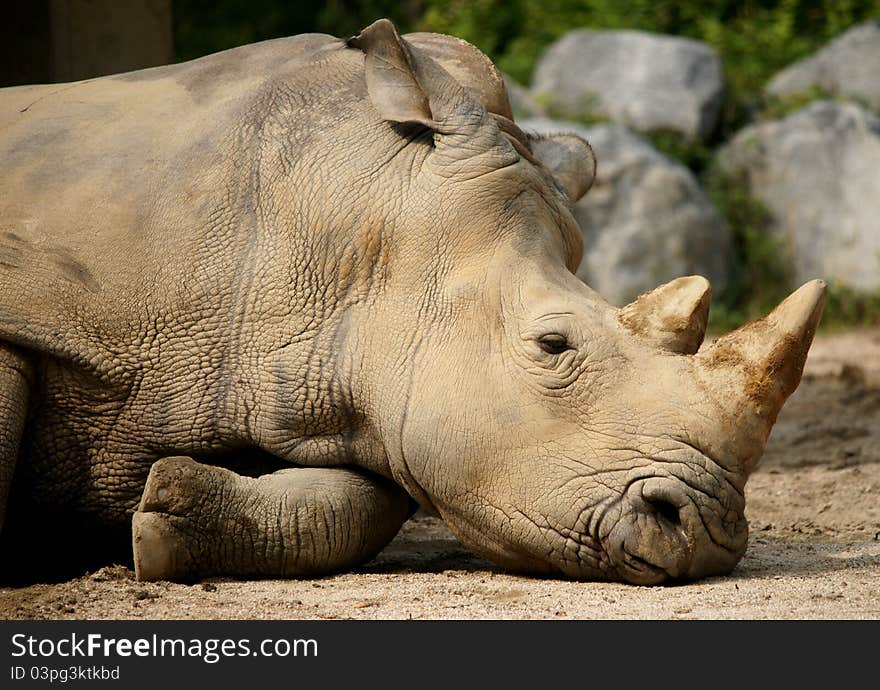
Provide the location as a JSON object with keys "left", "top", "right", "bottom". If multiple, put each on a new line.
{"left": 537, "top": 334, "right": 571, "bottom": 355}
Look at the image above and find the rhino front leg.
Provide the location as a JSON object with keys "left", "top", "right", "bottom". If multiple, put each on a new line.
{"left": 0, "top": 343, "right": 32, "bottom": 536}
{"left": 132, "top": 457, "right": 412, "bottom": 582}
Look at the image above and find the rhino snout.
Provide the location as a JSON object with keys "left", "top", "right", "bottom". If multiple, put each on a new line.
{"left": 606, "top": 477, "right": 748, "bottom": 585}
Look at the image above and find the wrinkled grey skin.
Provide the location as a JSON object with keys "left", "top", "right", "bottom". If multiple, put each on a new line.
{"left": 0, "top": 19, "right": 823, "bottom": 584}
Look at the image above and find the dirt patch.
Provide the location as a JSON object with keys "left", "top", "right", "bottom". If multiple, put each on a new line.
{"left": 1, "top": 329, "right": 878, "bottom": 620}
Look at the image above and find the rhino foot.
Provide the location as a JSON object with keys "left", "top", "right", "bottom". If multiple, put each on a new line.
{"left": 132, "top": 456, "right": 412, "bottom": 582}
{"left": 132, "top": 456, "right": 221, "bottom": 582}
{"left": 131, "top": 511, "right": 194, "bottom": 582}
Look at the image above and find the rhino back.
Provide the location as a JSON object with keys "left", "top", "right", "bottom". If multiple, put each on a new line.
{"left": 0, "top": 33, "right": 360, "bottom": 373}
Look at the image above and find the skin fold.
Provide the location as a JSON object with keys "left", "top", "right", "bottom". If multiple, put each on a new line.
{"left": 0, "top": 19, "right": 823, "bottom": 584}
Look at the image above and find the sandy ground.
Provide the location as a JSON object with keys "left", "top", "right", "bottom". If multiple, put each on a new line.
{"left": 1, "top": 329, "right": 878, "bottom": 620}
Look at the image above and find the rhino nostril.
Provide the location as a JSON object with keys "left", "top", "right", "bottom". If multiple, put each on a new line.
{"left": 646, "top": 497, "right": 682, "bottom": 527}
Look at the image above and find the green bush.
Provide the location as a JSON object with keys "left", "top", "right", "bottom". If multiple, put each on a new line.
{"left": 645, "top": 132, "right": 714, "bottom": 177}
{"left": 418, "top": 0, "right": 880, "bottom": 140}
{"left": 540, "top": 92, "right": 609, "bottom": 125}
{"left": 174, "top": 1, "right": 880, "bottom": 140}
{"left": 819, "top": 283, "right": 880, "bottom": 331}
{"left": 703, "top": 166, "right": 793, "bottom": 332}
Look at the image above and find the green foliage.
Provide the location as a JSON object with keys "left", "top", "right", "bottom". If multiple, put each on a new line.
{"left": 540, "top": 92, "right": 609, "bottom": 125}
{"left": 703, "top": 166, "right": 793, "bottom": 333}
{"left": 645, "top": 132, "right": 714, "bottom": 176}
{"left": 417, "top": 0, "right": 880, "bottom": 138}
{"left": 757, "top": 86, "right": 873, "bottom": 121}
{"left": 174, "top": 1, "right": 880, "bottom": 135}
{"left": 758, "top": 86, "right": 838, "bottom": 120}
{"left": 819, "top": 283, "right": 880, "bottom": 331}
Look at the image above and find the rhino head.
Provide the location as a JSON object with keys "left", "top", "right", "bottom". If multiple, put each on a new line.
{"left": 345, "top": 20, "right": 824, "bottom": 583}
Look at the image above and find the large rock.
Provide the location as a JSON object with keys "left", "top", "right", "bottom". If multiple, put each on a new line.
{"left": 520, "top": 117, "right": 731, "bottom": 306}
{"left": 766, "top": 21, "right": 880, "bottom": 111}
{"left": 531, "top": 30, "right": 724, "bottom": 141}
{"left": 718, "top": 101, "right": 880, "bottom": 292}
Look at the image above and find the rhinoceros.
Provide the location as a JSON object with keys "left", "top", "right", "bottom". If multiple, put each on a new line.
{"left": 0, "top": 19, "right": 824, "bottom": 585}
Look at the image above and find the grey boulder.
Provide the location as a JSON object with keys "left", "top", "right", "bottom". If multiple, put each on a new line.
{"left": 531, "top": 30, "right": 724, "bottom": 140}
{"left": 520, "top": 117, "right": 731, "bottom": 306}
{"left": 718, "top": 100, "right": 880, "bottom": 292}
{"left": 766, "top": 21, "right": 880, "bottom": 111}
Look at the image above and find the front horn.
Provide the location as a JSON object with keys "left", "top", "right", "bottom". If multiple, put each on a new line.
{"left": 696, "top": 279, "right": 827, "bottom": 470}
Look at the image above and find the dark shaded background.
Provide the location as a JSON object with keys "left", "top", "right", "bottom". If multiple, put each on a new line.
{"left": 3, "top": 1, "right": 174, "bottom": 85}
{"left": 4, "top": 0, "right": 878, "bottom": 94}
{"left": 0, "top": 0, "right": 424, "bottom": 87}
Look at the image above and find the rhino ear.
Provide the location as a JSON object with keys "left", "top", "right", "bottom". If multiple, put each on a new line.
{"left": 529, "top": 134, "right": 597, "bottom": 202}
{"left": 348, "top": 19, "right": 514, "bottom": 167}
{"left": 346, "top": 18, "right": 435, "bottom": 127}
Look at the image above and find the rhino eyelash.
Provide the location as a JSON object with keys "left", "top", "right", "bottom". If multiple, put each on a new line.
{"left": 537, "top": 334, "right": 572, "bottom": 355}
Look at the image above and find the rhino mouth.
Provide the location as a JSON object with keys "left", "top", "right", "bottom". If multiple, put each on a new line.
{"left": 604, "top": 476, "right": 749, "bottom": 584}
{"left": 619, "top": 548, "right": 677, "bottom": 584}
